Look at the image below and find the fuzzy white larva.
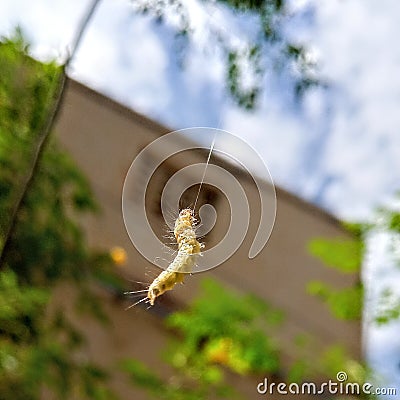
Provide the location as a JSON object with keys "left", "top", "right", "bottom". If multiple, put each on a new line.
{"left": 126, "top": 208, "right": 202, "bottom": 308}
{"left": 147, "top": 208, "right": 202, "bottom": 305}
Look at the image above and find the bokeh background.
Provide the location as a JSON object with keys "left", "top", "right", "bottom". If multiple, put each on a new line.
{"left": 0, "top": 0, "right": 399, "bottom": 398}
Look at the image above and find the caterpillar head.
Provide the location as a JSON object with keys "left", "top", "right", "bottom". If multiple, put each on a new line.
{"left": 147, "top": 286, "right": 161, "bottom": 306}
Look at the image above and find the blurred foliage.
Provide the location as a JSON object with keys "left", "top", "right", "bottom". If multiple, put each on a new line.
{"left": 131, "top": 0, "right": 322, "bottom": 109}
{"left": 308, "top": 196, "right": 400, "bottom": 327}
{"left": 0, "top": 270, "right": 117, "bottom": 400}
{"left": 0, "top": 28, "right": 60, "bottom": 242}
{"left": 165, "top": 278, "right": 283, "bottom": 374}
{"left": 307, "top": 196, "right": 400, "bottom": 395}
{"left": 388, "top": 211, "right": 400, "bottom": 233}
{"left": 306, "top": 225, "right": 368, "bottom": 387}
{"left": 307, "top": 281, "right": 363, "bottom": 321}
{"left": 307, "top": 223, "right": 364, "bottom": 321}
{"left": 122, "top": 277, "right": 368, "bottom": 398}
{"left": 0, "top": 30, "right": 120, "bottom": 399}
{"left": 371, "top": 196, "right": 400, "bottom": 324}
{"left": 286, "top": 341, "right": 369, "bottom": 391}
{"left": 226, "top": 47, "right": 261, "bottom": 110}
{"left": 121, "top": 357, "right": 236, "bottom": 400}
{"left": 374, "top": 288, "right": 400, "bottom": 326}
{"left": 284, "top": 330, "right": 368, "bottom": 387}
{"left": 122, "top": 277, "right": 284, "bottom": 399}
{"left": 308, "top": 237, "right": 363, "bottom": 274}
{"left": 321, "top": 345, "right": 369, "bottom": 386}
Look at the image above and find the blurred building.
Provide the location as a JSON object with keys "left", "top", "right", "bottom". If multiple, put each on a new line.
{"left": 54, "top": 79, "right": 361, "bottom": 399}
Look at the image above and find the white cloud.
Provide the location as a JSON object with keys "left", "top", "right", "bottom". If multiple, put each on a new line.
{"left": 308, "top": 0, "right": 400, "bottom": 219}
{"left": 223, "top": 106, "right": 308, "bottom": 184}
{"left": 0, "top": 0, "right": 90, "bottom": 61}
{"left": 70, "top": 0, "right": 170, "bottom": 113}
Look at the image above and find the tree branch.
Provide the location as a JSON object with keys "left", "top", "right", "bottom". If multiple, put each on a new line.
{"left": 0, "top": 0, "right": 102, "bottom": 268}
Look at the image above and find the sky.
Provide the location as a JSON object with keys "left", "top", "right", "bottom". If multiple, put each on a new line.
{"left": 1, "top": 0, "right": 400, "bottom": 395}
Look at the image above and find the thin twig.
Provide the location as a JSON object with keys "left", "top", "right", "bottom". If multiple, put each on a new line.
{"left": 0, "top": 0, "right": 102, "bottom": 268}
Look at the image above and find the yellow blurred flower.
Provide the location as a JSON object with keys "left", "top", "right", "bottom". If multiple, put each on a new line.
{"left": 205, "top": 337, "right": 233, "bottom": 365}
{"left": 110, "top": 246, "right": 127, "bottom": 266}
{"left": 205, "top": 337, "right": 251, "bottom": 375}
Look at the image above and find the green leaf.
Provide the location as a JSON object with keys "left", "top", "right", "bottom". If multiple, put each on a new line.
{"left": 307, "top": 281, "right": 363, "bottom": 321}
{"left": 308, "top": 238, "right": 363, "bottom": 273}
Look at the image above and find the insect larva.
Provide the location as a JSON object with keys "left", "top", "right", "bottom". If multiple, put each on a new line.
{"left": 146, "top": 208, "right": 203, "bottom": 305}
{"left": 125, "top": 208, "right": 203, "bottom": 309}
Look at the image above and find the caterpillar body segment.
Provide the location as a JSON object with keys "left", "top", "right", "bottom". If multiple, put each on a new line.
{"left": 146, "top": 270, "right": 184, "bottom": 306}
{"left": 147, "top": 208, "right": 203, "bottom": 305}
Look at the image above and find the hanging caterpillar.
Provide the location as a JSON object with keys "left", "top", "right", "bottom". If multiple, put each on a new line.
{"left": 127, "top": 208, "right": 203, "bottom": 308}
